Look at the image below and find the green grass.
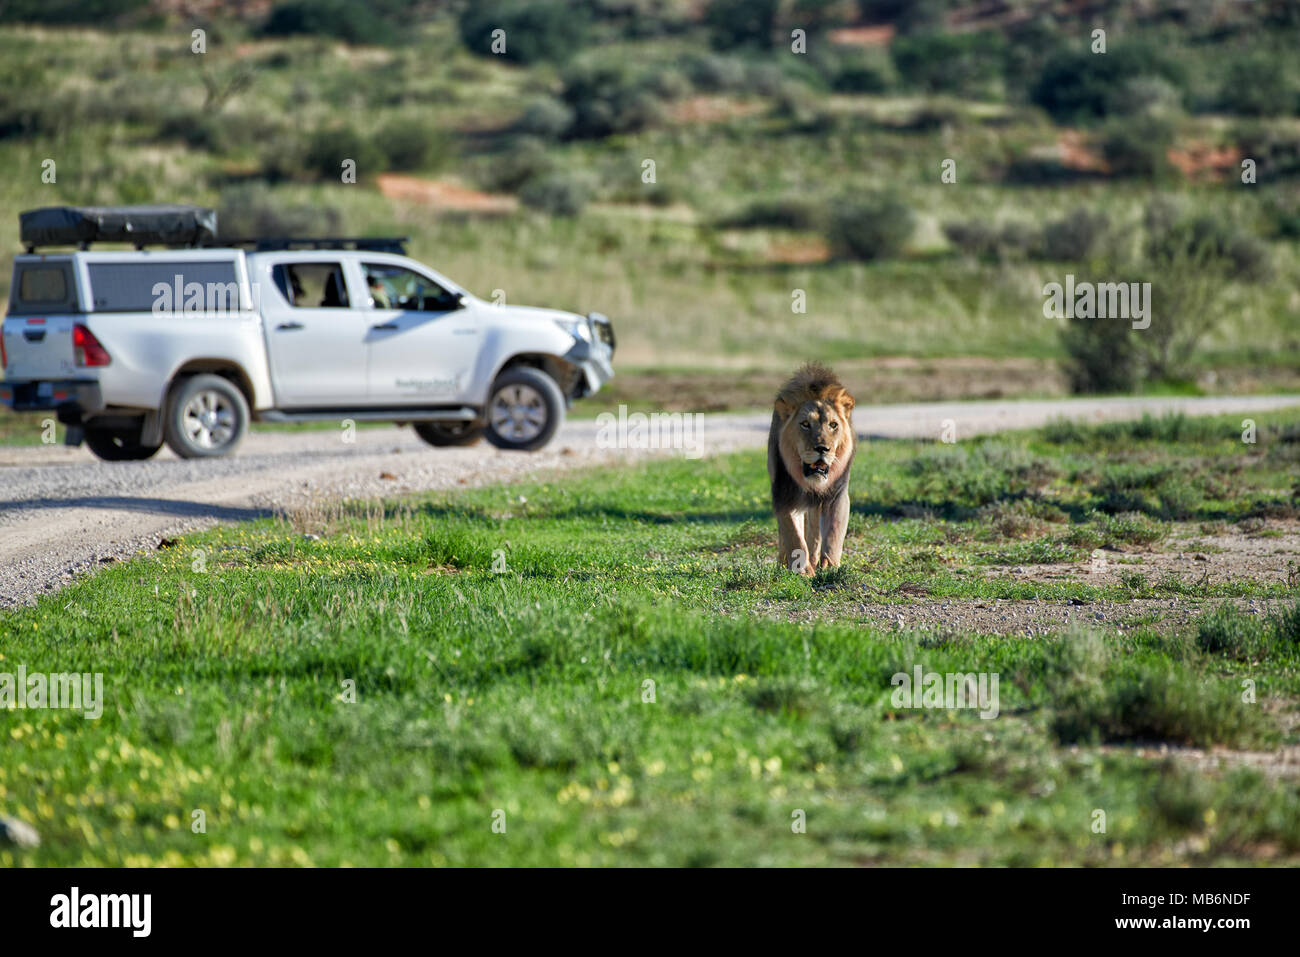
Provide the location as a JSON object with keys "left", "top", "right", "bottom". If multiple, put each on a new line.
{"left": 3, "top": 409, "right": 1299, "bottom": 865}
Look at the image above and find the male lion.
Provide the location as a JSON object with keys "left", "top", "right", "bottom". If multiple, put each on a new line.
{"left": 768, "top": 363, "right": 856, "bottom": 575}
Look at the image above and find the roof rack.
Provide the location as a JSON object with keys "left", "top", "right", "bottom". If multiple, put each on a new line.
{"left": 206, "top": 237, "right": 410, "bottom": 254}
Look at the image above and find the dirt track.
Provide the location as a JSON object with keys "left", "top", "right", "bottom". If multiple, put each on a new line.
{"left": 2, "top": 393, "right": 1298, "bottom": 607}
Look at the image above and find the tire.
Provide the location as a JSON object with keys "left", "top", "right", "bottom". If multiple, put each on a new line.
{"left": 483, "top": 366, "right": 565, "bottom": 452}
{"left": 83, "top": 426, "right": 162, "bottom": 462}
{"left": 163, "top": 374, "right": 249, "bottom": 459}
{"left": 414, "top": 421, "right": 485, "bottom": 447}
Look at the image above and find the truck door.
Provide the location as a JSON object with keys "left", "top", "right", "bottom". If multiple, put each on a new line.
{"left": 358, "top": 261, "right": 479, "bottom": 404}
{"left": 260, "top": 260, "right": 371, "bottom": 407}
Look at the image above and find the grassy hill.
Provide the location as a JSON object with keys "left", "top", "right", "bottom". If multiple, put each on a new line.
{"left": 1, "top": 1, "right": 1298, "bottom": 407}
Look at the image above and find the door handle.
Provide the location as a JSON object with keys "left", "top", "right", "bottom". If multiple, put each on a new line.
{"left": 371, "top": 322, "right": 399, "bottom": 331}
{"left": 276, "top": 321, "right": 304, "bottom": 331}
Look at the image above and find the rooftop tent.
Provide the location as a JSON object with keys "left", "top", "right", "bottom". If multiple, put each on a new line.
{"left": 19, "top": 205, "right": 218, "bottom": 250}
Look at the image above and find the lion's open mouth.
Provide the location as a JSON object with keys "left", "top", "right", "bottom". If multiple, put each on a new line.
{"left": 802, "top": 460, "right": 829, "bottom": 478}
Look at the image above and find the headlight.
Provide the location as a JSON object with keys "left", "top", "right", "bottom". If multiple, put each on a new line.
{"left": 555, "top": 318, "right": 592, "bottom": 342}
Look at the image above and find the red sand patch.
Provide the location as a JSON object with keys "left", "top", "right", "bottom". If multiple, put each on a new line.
{"left": 1058, "top": 130, "right": 1108, "bottom": 173}
{"left": 665, "top": 96, "right": 766, "bottom": 125}
{"left": 375, "top": 174, "right": 516, "bottom": 214}
{"left": 1167, "top": 141, "right": 1243, "bottom": 181}
{"left": 828, "top": 25, "right": 896, "bottom": 47}
{"left": 768, "top": 236, "right": 832, "bottom": 265}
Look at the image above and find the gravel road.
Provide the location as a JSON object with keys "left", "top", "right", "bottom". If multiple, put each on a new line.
{"left": 2, "top": 393, "right": 1297, "bottom": 607}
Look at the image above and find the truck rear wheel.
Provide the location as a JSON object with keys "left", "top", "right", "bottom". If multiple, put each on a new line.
{"left": 84, "top": 426, "right": 162, "bottom": 462}
{"left": 163, "top": 374, "right": 249, "bottom": 459}
{"left": 483, "top": 367, "right": 564, "bottom": 452}
{"left": 414, "top": 422, "right": 484, "bottom": 447}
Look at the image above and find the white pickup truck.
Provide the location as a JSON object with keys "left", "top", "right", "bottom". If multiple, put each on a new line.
{"left": 2, "top": 206, "right": 615, "bottom": 461}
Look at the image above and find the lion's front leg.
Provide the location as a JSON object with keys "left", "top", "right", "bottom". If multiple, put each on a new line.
{"left": 817, "top": 489, "right": 850, "bottom": 568}
{"left": 776, "top": 508, "right": 814, "bottom": 575}
{"left": 803, "top": 510, "right": 822, "bottom": 570}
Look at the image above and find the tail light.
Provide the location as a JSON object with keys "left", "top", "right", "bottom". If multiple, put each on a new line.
{"left": 72, "top": 324, "right": 111, "bottom": 367}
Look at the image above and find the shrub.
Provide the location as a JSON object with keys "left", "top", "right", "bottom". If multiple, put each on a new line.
{"left": 1060, "top": 319, "right": 1143, "bottom": 394}
{"left": 1051, "top": 663, "right": 1270, "bottom": 746}
{"left": 1219, "top": 52, "right": 1296, "bottom": 117}
{"left": 680, "top": 52, "right": 748, "bottom": 92}
{"left": 1197, "top": 604, "right": 1269, "bottom": 660}
{"left": 262, "top": 0, "right": 399, "bottom": 45}
{"left": 458, "top": 1, "right": 588, "bottom": 64}
{"left": 1146, "top": 211, "right": 1273, "bottom": 283}
{"left": 480, "top": 136, "right": 554, "bottom": 193}
{"left": 826, "top": 192, "right": 914, "bottom": 261}
{"left": 705, "top": 0, "right": 779, "bottom": 50}
{"left": 891, "top": 30, "right": 1006, "bottom": 97}
{"left": 375, "top": 118, "right": 451, "bottom": 172}
{"left": 561, "top": 61, "right": 665, "bottom": 139}
{"left": 1031, "top": 44, "right": 1186, "bottom": 123}
{"left": 216, "top": 184, "right": 344, "bottom": 239}
{"left": 718, "top": 197, "right": 823, "bottom": 231}
{"left": 519, "top": 170, "right": 594, "bottom": 217}
{"left": 512, "top": 98, "right": 575, "bottom": 140}
{"left": 1040, "top": 208, "right": 1110, "bottom": 262}
{"left": 943, "top": 220, "right": 1036, "bottom": 262}
{"left": 304, "top": 123, "right": 386, "bottom": 179}
{"left": 1099, "top": 113, "right": 1177, "bottom": 178}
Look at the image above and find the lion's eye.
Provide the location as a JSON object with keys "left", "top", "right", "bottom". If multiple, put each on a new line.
{"left": 829, "top": 422, "right": 838, "bottom": 431}
{"left": 800, "top": 421, "right": 810, "bottom": 429}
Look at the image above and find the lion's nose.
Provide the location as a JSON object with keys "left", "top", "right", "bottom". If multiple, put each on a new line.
{"left": 815, "top": 444, "right": 830, "bottom": 454}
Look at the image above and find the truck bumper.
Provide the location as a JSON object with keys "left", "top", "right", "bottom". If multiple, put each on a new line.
{"left": 565, "top": 342, "right": 615, "bottom": 398}
{"left": 0, "top": 380, "right": 104, "bottom": 417}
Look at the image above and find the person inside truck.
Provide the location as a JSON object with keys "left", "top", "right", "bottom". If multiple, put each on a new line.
{"left": 367, "top": 273, "right": 391, "bottom": 309}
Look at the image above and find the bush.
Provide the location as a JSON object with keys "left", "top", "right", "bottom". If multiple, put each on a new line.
{"left": 519, "top": 170, "right": 594, "bottom": 217}
{"left": 262, "top": 0, "right": 399, "bottom": 45}
{"left": 561, "top": 61, "right": 665, "bottom": 139}
{"left": 705, "top": 0, "right": 779, "bottom": 50}
{"left": 1051, "top": 663, "right": 1269, "bottom": 746}
{"left": 480, "top": 136, "right": 554, "bottom": 193}
{"left": 1060, "top": 318, "right": 1142, "bottom": 394}
{"left": 0, "top": 0, "right": 144, "bottom": 24}
{"left": 458, "top": 1, "right": 588, "bottom": 64}
{"left": 1146, "top": 211, "right": 1273, "bottom": 283}
{"left": 680, "top": 52, "right": 749, "bottom": 92}
{"left": 1197, "top": 604, "right": 1269, "bottom": 660}
{"left": 891, "top": 30, "right": 1006, "bottom": 97}
{"left": 512, "top": 98, "right": 575, "bottom": 140}
{"left": 1099, "top": 113, "right": 1177, "bottom": 178}
{"left": 1031, "top": 44, "right": 1186, "bottom": 123}
{"left": 826, "top": 192, "right": 914, "bottom": 261}
{"left": 304, "top": 123, "right": 386, "bottom": 180}
{"left": 1040, "top": 208, "right": 1110, "bottom": 262}
{"left": 943, "top": 220, "right": 1036, "bottom": 262}
{"left": 1219, "top": 52, "right": 1296, "bottom": 117}
{"left": 718, "top": 197, "right": 823, "bottom": 231}
{"left": 375, "top": 118, "right": 451, "bottom": 172}
{"left": 216, "top": 184, "right": 344, "bottom": 239}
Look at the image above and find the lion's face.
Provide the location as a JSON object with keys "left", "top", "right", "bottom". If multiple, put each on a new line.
{"left": 778, "top": 393, "right": 854, "bottom": 492}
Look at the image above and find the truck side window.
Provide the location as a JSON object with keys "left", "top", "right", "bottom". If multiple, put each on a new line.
{"left": 274, "top": 263, "right": 349, "bottom": 308}
{"left": 363, "top": 263, "right": 457, "bottom": 312}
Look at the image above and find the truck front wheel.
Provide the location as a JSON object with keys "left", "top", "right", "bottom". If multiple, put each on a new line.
{"left": 483, "top": 367, "right": 565, "bottom": 452}
{"left": 163, "top": 374, "right": 249, "bottom": 459}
